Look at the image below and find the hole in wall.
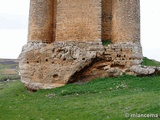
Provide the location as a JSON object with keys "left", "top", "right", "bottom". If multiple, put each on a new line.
{"left": 117, "top": 54, "right": 121, "bottom": 57}
{"left": 73, "top": 58, "right": 77, "bottom": 60}
{"left": 53, "top": 74, "right": 59, "bottom": 79}
{"left": 46, "top": 59, "right": 48, "bottom": 62}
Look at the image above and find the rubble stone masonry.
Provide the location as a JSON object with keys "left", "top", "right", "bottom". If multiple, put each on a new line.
{"left": 19, "top": 0, "right": 155, "bottom": 90}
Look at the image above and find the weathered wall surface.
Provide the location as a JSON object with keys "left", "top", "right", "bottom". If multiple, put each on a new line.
{"left": 72, "top": 42, "right": 143, "bottom": 82}
{"left": 28, "top": 0, "right": 56, "bottom": 43}
{"left": 19, "top": 0, "right": 148, "bottom": 90}
{"left": 19, "top": 42, "right": 144, "bottom": 90}
{"left": 112, "top": 0, "right": 140, "bottom": 43}
{"left": 55, "top": 0, "right": 101, "bottom": 42}
{"left": 19, "top": 42, "right": 103, "bottom": 89}
{"left": 102, "top": 0, "right": 112, "bottom": 41}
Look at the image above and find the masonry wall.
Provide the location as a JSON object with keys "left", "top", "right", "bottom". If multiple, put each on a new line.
{"left": 19, "top": 0, "right": 143, "bottom": 90}
{"left": 55, "top": 0, "right": 101, "bottom": 42}
{"left": 28, "top": 0, "right": 57, "bottom": 43}
{"left": 111, "top": 0, "right": 140, "bottom": 43}
{"left": 102, "top": 0, "right": 112, "bottom": 41}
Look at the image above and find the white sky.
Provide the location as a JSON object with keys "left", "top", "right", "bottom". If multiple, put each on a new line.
{"left": 0, "top": 0, "right": 160, "bottom": 61}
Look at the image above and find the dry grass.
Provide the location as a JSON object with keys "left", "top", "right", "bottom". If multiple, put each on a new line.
{"left": 1, "top": 68, "right": 17, "bottom": 75}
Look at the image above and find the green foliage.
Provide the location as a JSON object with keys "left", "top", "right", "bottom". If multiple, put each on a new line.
{"left": 0, "top": 75, "right": 160, "bottom": 120}
{"left": 142, "top": 57, "right": 160, "bottom": 66}
{"left": 102, "top": 39, "right": 112, "bottom": 46}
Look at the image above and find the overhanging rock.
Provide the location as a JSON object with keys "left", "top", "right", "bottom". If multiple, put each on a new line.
{"left": 19, "top": 41, "right": 144, "bottom": 90}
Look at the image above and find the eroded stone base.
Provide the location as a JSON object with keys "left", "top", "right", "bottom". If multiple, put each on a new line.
{"left": 19, "top": 41, "right": 147, "bottom": 90}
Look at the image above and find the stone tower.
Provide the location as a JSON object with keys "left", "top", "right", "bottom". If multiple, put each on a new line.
{"left": 19, "top": 0, "right": 143, "bottom": 90}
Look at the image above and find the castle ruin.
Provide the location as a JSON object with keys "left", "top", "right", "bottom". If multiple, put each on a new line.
{"left": 19, "top": 0, "right": 147, "bottom": 90}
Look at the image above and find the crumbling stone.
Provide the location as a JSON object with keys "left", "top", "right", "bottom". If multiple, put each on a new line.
{"left": 19, "top": 0, "right": 159, "bottom": 90}
{"left": 156, "top": 67, "right": 160, "bottom": 74}
{"left": 129, "top": 65, "right": 155, "bottom": 76}
{"left": 107, "top": 68, "right": 123, "bottom": 77}
{"left": 19, "top": 41, "right": 144, "bottom": 90}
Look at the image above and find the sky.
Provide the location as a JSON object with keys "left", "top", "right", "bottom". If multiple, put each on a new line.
{"left": 0, "top": 0, "right": 160, "bottom": 61}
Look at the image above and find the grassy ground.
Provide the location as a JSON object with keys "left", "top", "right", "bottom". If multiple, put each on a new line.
{"left": 0, "top": 75, "right": 160, "bottom": 120}
{"left": 142, "top": 57, "right": 160, "bottom": 67}
{"left": 0, "top": 58, "right": 160, "bottom": 120}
